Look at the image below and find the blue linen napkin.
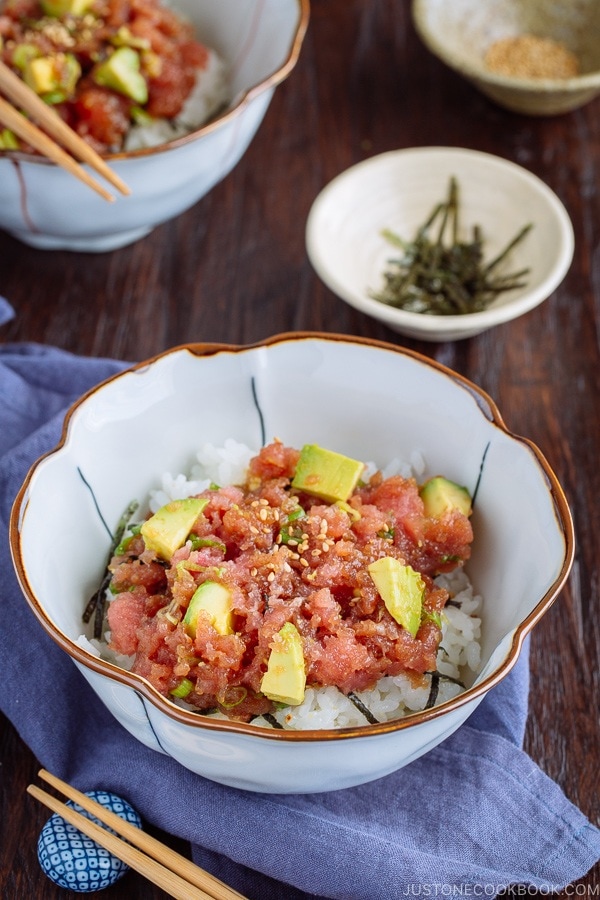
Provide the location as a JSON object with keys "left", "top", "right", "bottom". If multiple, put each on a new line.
{"left": 1, "top": 334, "right": 599, "bottom": 899}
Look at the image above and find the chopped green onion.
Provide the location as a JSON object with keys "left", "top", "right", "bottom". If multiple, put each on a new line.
{"left": 189, "top": 535, "right": 227, "bottom": 553}
{"left": 170, "top": 678, "right": 194, "bottom": 699}
{"left": 219, "top": 686, "right": 247, "bottom": 709}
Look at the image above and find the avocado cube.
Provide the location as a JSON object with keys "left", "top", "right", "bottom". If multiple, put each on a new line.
{"left": 0, "top": 129, "right": 19, "bottom": 150}
{"left": 368, "top": 557, "right": 425, "bottom": 638}
{"left": 183, "top": 581, "right": 233, "bottom": 637}
{"left": 140, "top": 497, "right": 207, "bottom": 561}
{"left": 23, "top": 53, "right": 81, "bottom": 98}
{"left": 24, "top": 57, "right": 59, "bottom": 95}
{"left": 291, "top": 444, "right": 365, "bottom": 503}
{"left": 260, "top": 622, "right": 306, "bottom": 706}
{"left": 41, "top": 0, "right": 95, "bottom": 15}
{"left": 92, "top": 47, "right": 148, "bottom": 104}
{"left": 420, "top": 476, "right": 472, "bottom": 518}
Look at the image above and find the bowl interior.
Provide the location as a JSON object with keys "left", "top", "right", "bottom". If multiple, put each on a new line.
{"left": 169, "top": 0, "right": 306, "bottom": 112}
{"left": 413, "top": 0, "right": 600, "bottom": 83}
{"left": 13, "top": 337, "right": 572, "bottom": 732}
{"left": 306, "top": 148, "right": 574, "bottom": 338}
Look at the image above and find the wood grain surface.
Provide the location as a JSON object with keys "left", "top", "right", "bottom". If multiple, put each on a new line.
{"left": 1, "top": 1, "right": 598, "bottom": 897}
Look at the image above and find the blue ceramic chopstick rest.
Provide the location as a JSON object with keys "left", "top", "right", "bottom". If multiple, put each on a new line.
{"left": 37, "top": 790, "right": 142, "bottom": 892}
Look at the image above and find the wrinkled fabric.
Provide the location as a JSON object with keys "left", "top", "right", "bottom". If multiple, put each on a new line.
{"left": 0, "top": 295, "right": 14, "bottom": 326}
{"left": 1, "top": 336, "right": 598, "bottom": 899}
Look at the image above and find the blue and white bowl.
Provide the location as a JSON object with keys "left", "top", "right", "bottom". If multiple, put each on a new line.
{"left": 10, "top": 334, "right": 574, "bottom": 793}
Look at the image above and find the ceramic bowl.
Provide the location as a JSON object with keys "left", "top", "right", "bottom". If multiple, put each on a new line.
{"left": 10, "top": 334, "right": 573, "bottom": 793}
{"left": 412, "top": 0, "right": 600, "bottom": 116}
{"left": 0, "top": 0, "right": 309, "bottom": 252}
{"left": 306, "top": 147, "right": 574, "bottom": 342}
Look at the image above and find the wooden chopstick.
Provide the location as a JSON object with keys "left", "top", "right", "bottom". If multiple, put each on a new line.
{"left": 0, "top": 59, "right": 130, "bottom": 200}
{"left": 28, "top": 770, "right": 248, "bottom": 900}
{"left": 0, "top": 95, "right": 114, "bottom": 201}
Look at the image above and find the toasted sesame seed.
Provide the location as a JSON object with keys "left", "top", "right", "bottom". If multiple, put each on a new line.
{"left": 287, "top": 539, "right": 298, "bottom": 547}
{"left": 250, "top": 525, "right": 259, "bottom": 535}
{"left": 259, "top": 498, "right": 269, "bottom": 506}
{"left": 276, "top": 534, "right": 283, "bottom": 544}
{"left": 300, "top": 558, "right": 309, "bottom": 568}
{"left": 259, "top": 508, "right": 268, "bottom": 521}
{"left": 250, "top": 567, "right": 258, "bottom": 577}
{"left": 322, "top": 542, "right": 330, "bottom": 552}
{"left": 267, "top": 572, "right": 275, "bottom": 582}
{"left": 311, "top": 549, "right": 322, "bottom": 557}
{"left": 274, "top": 510, "right": 280, "bottom": 521}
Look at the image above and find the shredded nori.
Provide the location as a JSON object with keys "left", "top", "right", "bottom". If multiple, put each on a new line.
{"left": 261, "top": 712, "right": 284, "bottom": 729}
{"left": 83, "top": 499, "right": 139, "bottom": 637}
{"left": 347, "top": 691, "right": 380, "bottom": 725}
{"left": 370, "top": 177, "right": 532, "bottom": 316}
{"left": 424, "top": 671, "right": 466, "bottom": 710}
{"left": 425, "top": 672, "right": 440, "bottom": 709}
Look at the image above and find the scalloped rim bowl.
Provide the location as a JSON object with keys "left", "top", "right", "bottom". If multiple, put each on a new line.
{"left": 306, "top": 147, "right": 574, "bottom": 342}
{"left": 10, "top": 334, "right": 574, "bottom": 793}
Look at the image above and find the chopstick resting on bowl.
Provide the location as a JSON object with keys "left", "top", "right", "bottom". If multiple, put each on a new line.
{"left": 0, "top": 60, "right": 130, "bottom": 202}
{"left": 28, "top": 769, "right": 247, "bottom": 900}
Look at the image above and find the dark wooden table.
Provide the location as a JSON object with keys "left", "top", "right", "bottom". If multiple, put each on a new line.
{"left": 1, "top": 2, "right": 599, "bottom": 897}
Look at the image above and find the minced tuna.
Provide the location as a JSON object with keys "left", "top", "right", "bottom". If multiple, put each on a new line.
{"left": 106, "top": 441, "right": 474, "bottom": 723}
{"left": 0, "top": 0, "right": 223, "bottom": 153}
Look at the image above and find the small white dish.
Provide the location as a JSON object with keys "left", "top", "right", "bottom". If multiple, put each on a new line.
{"left": 306, "top": 147, "right": 574, "bottom": 342}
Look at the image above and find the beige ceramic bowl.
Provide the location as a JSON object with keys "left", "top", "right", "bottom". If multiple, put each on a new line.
{"left": 412, "top": 0, "right": 600, "bottom": 116}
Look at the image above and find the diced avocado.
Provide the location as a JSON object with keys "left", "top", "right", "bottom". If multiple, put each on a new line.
{"left": 12, "top": 44, "right": 39, "bottom": 72}
{"left": 368, "top": 556, "right": 425, "bottom": 638}
{"left": 23, "top": 53, "right": 80, "bottom": 98}
{"left": 41, "top": 0, "right": 95, "bottom": 16}
{"left": 140, "top": 497, "right": 208, "bottom": 561}
{"left": 260, "top": 622, "right": 306, "bottom": 706}
{"left": 111, "top": 25, "right": 151, "bottom": 51}
{"left": 183, "top": 581, "right": 233, "bottom": 637}
{"left": 23, "top": 57, "right": 59, "bottom": 95}
{"left": 291, "top": 444, "right": 365, "bottom": 503}
{"left": 92, "top": 47, "right": 148, "bottom": 104}
{"left": 420, "top": 476, "right": 472, "bottom": 518}
{"left": 0, "top": 129, "right": 19, "bottom": 150}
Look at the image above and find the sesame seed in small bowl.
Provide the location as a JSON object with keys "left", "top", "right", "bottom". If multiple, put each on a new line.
{"left": 412, "top": 0, "right": 600, "bottom": 116}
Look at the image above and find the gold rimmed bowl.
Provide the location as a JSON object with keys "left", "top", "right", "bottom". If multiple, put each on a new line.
{"left": 10, "top": 334, "right": 574, "bottom": 793}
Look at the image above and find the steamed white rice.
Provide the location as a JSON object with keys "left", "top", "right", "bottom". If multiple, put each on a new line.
{"left": 80, "top": 440, "right": 482, "bottom": 730}
{"left": 124, "top": 47, "right": 229, "bottom": 151}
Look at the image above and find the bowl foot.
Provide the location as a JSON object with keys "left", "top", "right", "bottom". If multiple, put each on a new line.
{"left": 7, "top": 225, "right": 154, "bottom": 253}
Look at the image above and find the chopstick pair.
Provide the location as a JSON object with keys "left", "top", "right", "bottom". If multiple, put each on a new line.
{"left": 28, "top": 769, "right": 247, "bottom": 900}
{"left": 0, "top": 59, "right": 130, "bottom": 202}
